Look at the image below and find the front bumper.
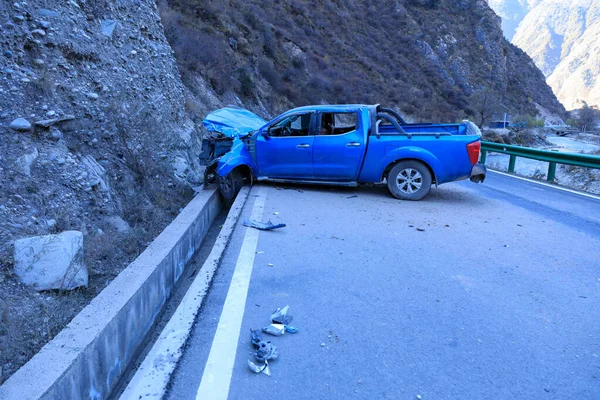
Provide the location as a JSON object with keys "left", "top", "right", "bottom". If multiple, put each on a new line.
{"left": 470, "top": 163, "right": 487, "bottom": 183}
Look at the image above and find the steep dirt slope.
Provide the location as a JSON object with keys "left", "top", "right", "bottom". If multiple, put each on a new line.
{"left": 160, "top": 0, "right": 565, "bottom": 122}
{"left": 0, "top": 0, "right": 202, "bottom": 383}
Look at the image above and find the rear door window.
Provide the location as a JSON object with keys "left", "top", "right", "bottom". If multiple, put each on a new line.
{"left": 319, "top": 112, "right": 358, "bottom": 135}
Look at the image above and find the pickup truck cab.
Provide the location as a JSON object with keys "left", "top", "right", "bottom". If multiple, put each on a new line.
{"left": 201, "top": 104, "right": 486, "bottom": 201}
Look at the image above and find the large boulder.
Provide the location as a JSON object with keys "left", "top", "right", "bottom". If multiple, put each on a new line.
{"left": 13, "top": 231, "right": 88, "bottom": 291}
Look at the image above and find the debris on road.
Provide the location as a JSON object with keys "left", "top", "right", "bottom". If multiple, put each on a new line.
{"left": 262, "top": 324, "right": 286, "bottom": 336}
{"left": 268, "top": 263, "right": 274, "bottom": 267}
{"left": 243, "top": 219, "right": 286, "bottom": 231}
{"left": 251, "top": 329, "right": 279, "bottom": 362}
{"left": 346, "top": 195, "right": 358, "bottom": 199}
{"left": 249, "top": 306, "right": 298, "bottom": 376}
{"left": 273, "top": 212, "right": 279, "bottom": 215}
{"left": 284, "top": 325, "right": 299, "bottom": 333}
{"left": 271, "top": 305, "right": 293, "bottom": 325}
{"left": 248, "top": 359, "right": 270, "bottom": 376}
{"left": 416, "top": 227, "right": 425, "bottom": 232}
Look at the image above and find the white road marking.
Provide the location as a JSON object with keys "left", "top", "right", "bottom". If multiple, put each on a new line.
{"left": 196, "top": 186, "right": 266, "bottom": 400}
{"left": 489, "top": 169, "right": 600, "bottom": 201}
{"left": 119, "top": 187, "right": 250, "bottom": 400}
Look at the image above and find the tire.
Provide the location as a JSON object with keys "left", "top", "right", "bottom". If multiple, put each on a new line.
{"left": 387, "top": 161, "right": 432, "bottom": 201}
{"left": 218, "top": 169, "right": 243, "bottom": 205}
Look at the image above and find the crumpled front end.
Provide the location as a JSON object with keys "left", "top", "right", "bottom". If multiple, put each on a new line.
{"left": 217, "top": 137, "right": 259, "bottom": 178}
{"left": 202, "top": 106, "right": 267, "bottom": 138}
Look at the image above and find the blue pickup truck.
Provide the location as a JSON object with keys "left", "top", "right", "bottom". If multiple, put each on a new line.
{"left": 200, "top": 104, "right": 486, "bottom": 201}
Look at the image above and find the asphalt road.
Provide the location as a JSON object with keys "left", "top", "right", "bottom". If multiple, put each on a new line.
{"left": 165, "top": 173, "right": 600, "bottom": 400}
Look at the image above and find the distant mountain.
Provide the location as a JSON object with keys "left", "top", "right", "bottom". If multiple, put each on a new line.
{"left": 487, "top": 0, "right": 600, "bottom": 110}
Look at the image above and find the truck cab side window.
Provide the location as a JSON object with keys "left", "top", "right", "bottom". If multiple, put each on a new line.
{"left": 319, "top": 112, "right": 358, "bottom": 135}
{"left": 269, "top": 113, "right": 312, "bottom": 137}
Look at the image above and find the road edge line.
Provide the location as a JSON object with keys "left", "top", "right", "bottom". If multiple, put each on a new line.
{"left": 195, "top": 186, "right": 266, "bottom": 400}
{"left": 488, "top": 169, "right": 600, "bottom": 200}
{"left": 120, "top": 186, "right": 251, "bottom": 400}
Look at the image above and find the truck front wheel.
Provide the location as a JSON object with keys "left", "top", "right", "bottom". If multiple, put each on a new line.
{"left": 387, "top": 161, "right": 432, "bottom": 201}
{"left": 218, "top": 169, "right": 243, "bottom": 205}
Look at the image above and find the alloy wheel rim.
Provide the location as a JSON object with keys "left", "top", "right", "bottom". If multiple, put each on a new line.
{"left": 396, "top": 168, "right": 423, "bottom": 194}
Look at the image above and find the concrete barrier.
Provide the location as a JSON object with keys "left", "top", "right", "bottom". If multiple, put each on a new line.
{"left": 0, "top": 189, "right": 222, "bottom": 400}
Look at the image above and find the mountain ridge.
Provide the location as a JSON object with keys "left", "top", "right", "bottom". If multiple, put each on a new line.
{"left": 487, "top": 0, "right": 600, "bottom": 109}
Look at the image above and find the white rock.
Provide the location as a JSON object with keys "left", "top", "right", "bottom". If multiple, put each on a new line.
{"left": 105, "top": 216, "right": 131, "bottom": 233}
{"left": 16, "top": 147, "right": 39, "bottom": 176}
{"left": 9, "top": 117, "right": 32, "bottom": 131}
{"left": 14, "top": 231, "right": 88, "bottom": 291}
{"left": 86, "top": 92, "right": 99, "bottom": 100}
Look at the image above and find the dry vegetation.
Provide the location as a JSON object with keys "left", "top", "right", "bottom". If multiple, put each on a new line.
{"left": 157, "top": 0, "right": 564, "bottom": 121}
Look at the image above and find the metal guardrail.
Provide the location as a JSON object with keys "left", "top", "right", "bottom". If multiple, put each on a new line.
{"left": 480, "top": 141, "right": 600, "bottom": 181}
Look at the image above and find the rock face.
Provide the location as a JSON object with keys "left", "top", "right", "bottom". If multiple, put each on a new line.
{"left": 486, "top": 0, "right": 600, "bottom": 109}
{"left": 13, "top": 231, "right": 87, "bottom": 291}
{"left": 0, "top": 0, "right": 201, "bottom": 275}
{"left": 0, "top": 0, "right": 200, "bottom": 381}
{"left": 160, "top": 0, "right": 564, "bottom": 121}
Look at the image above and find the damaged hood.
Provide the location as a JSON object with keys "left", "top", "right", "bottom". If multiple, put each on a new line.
{"left": 202, "top": 106, "right": 267, "bottom": 138}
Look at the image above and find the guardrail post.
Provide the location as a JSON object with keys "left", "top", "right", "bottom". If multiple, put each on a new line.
{"left": 508, "top": 155, "right": 516, "bottom": 173}
{"left": 547, "top": 162, "right": 556, "bottom": 182}
{"left": 480, "top": 150, "right": 487, "bottom": 164}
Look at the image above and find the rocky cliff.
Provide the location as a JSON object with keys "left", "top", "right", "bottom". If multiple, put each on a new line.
{"left": 0, "top": 0, "right": 201, "bottom": 383}
{"left": 487, "top": 0, "right": 600, "bottom": 110}
{"left": 160, "top": 0, "right": 565, "bottom": 122}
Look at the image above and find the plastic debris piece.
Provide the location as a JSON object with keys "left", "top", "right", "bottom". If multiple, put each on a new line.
{"left": 284, "top": 325, "right": 299, "bottom": 333}
{"left": 263, "top": 361, "right": 271, "bottom": 376}
{"left": 271, "top": 305, "right": 293, "bottom": 325}
{"left": 251, "top": 329, "right": 262, "bottom": 347}
{"left": 251, "top": 329, "right": 279, "bottom": 362}
{"left": 243, "top": 219, "right": 286, "bottom": 231}
{"left": 248, "top": 359, "right": 271, "bottom": 376}
{"left": 346, "top": 195, "right": 358, "bottom": 199}
{"left": 248, "top": 359, "right": 266, "bottom": 373}
{"left": 262, "top": 323, "right": 285, "bottom": 336}
{"left": 273, "top": 212, "right": 279, "bottom": 215}
{"left": 268, "top": 263, "right": 274, "bottom": 267}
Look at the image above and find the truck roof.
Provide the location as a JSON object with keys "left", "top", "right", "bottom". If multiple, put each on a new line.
{"left": 285, "top": 104, "right": 375, "bottom": 114}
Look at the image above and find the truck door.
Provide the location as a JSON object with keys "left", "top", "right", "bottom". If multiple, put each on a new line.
{"left": 313, "top": 111, "right": 365, "bottom": 180}
{"left": 256, "top": 112, "right": 316, "bottom": 179}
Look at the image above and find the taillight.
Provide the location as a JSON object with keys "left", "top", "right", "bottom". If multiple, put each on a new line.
{"left": 466, "top": 141, "right": 480, "bottom": 165}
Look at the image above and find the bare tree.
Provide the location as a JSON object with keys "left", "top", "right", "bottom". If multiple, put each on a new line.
{"left": 470, "top": 89, "right": 502, "bottom": 128}
{"left": 575, "top": 104, "right": 600, "bottom": 133}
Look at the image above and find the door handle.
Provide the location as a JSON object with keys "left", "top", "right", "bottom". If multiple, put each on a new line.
{"left": 296, "top": 144, "right": 310, "bottom": 148}
{"left": 346, "top": 142, "right": 361, "bottom": 147}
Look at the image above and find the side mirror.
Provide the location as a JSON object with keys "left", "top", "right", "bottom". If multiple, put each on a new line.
{"left": 261, "top": 129, "right": 270, "bottom": 140}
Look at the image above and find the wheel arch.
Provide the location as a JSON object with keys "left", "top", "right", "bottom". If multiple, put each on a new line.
{"left": 232, "top": 164, "right": 254, "bottom": 184}
{"left": 382, "top": 158, "right": 437, "bottom": 185}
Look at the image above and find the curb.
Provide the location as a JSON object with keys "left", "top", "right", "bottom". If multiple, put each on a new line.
{"left": 0, "top": 189, "right": 222, "bottom": 400}
{"left": 120, "top": 186, "right": 251, "bottom": 399}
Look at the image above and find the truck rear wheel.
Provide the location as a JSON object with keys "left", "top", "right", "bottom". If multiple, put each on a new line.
{"left": 387, "top": 161, "right": 432, "bottom": 201}
{"left": 218, "top": 169, "right": 243, "bottom": 205}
